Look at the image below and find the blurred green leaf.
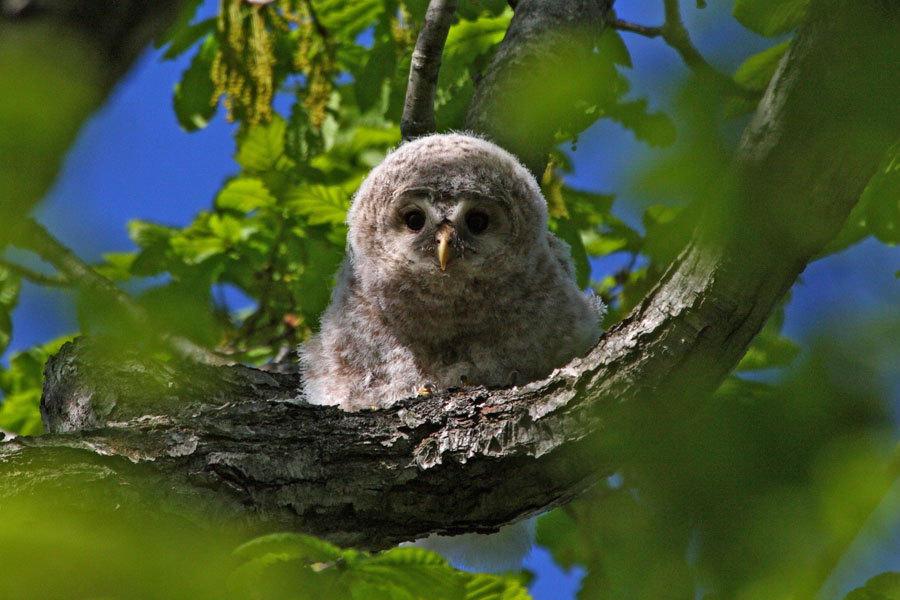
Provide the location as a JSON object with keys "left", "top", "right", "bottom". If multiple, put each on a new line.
{"left": 162, "top": 18, "right": 215, "bottom": 61}
{"left": 736, "top": 330, "right": 800, "bottom": 371}
{"left": 0, "top": 265, "right": 22, "bottom": 355}
{"left": 825, "top": 139, "right": 900, "bottom": 255}
{"left": 733, "top": 0, "right": 809, "bottom": 37}
{"left": 598, "top": 28, "right": 632, "bottom": 68}
{"left": 234, "top": 532, "right": 344, "bottom": 563}
{"left": 845, "top": 573, "right": 900, "bottom": 600}
{"left": 608, "top": 100, "right": 676, "bottom": 147}
{"left": 173, "top": 35, "right": 218, "bottom": 131}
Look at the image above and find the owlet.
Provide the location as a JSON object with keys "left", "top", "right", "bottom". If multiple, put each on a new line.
{"left": 300, "top": 133, "right": 602, "bottom": 411}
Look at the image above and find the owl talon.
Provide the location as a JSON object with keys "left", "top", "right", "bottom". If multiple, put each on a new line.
{"left": 417, "top": 382, "right": 437, "bottom": 397}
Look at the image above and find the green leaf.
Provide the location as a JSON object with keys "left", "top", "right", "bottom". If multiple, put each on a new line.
{"left": 128, "top": 220, "right": 178, "bottom": 248}
{"left": 844, "top": 572, "right": 900, "bottom": 600}
{"left": 464, "top": 573, "right": 532, "bottom": 600}
{"left": 296, "top": 233, "right": 344, "bottom": 329}
{"left": 215, "top": 177, "right": 277, "bottom": 212}
{"left": 733, "top": 41, "right": 789, "bottom": 89}
{"left": 170, "top": 234, "right": 226, "bottom": 265}
{"left": 0, "top": 264, "right": 23, "bottom": 353}
{"left": 162, "top": 18, "right": 216, "bottom": 61}
{"left": 0, "top": 389, "right": 42, "bottom": 436}
{"left": 235, "top": 115, "right": 288, "bottom": 173}
{"left": 608, "top": 100, "right": 676, "bottom": 147}
{"left": 233, "top": 533, "right": 345, "bottom": 563}
{"left": 354, "top": 39, "right": 397, "bottom": 113}
{"left": 173, "top": 35, "right": 219, "bottom": 131}
{"left": 352, "top": 548, "right": 464, "bottom": 600}
{"left": 598, "top": 28, "right": 632, "bottom": 68}
{"left": 287, "top": 183, "right": 354, "bottom": 226}
{"left": 0, "top": 336, "right": 75, "bottom": 435}
{"left": 825, "top": 140, "right": 900, "bottom": 255}
{"left": 315, "top": 0, "right": 384, "bottom": 38}
{"left": 439, "top": 12, "right": 511, "bottom": 93}
{"left": 732, "top": 0, "right": 809, "bottom": 37}
{"left": 860, "top": 141, "right": 900, "bottom": 245}
{"left": 95, "top": 252, "right": 137, "bottom": 281}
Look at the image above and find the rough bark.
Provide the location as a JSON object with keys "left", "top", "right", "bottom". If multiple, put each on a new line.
{"left": 2, "top": 0, "right": 900, "bottom": 551}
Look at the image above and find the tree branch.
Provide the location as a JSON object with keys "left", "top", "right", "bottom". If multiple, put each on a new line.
{"left": 10, "top": 219, "right": 229, "bottom": 366}
{"left": 2, "top": 0, "right": 900, "bottom": 554}
{"left": 400, "top": 0, "right": 459, "bottom": 141}
{"left": 0, "top": 257, "right": 70, "bottom": 287}
{"left": 610, "top": 0, "right": 759, "bottom": 99}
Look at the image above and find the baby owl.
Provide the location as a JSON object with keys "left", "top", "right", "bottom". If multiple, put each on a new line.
{"left": 301, "top": 133, "right": 602, "bottom": 411}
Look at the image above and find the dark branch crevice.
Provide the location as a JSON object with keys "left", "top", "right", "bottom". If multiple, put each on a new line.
{"left": 2, "top": 0, "right": 900, "bottom": 553}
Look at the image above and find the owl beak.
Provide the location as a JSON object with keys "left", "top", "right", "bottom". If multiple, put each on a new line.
{"left": 435, "top": 222, "right": 456, "bottom": 271}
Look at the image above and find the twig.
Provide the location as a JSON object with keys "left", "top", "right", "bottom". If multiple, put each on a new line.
{"left": 610, "top": 1, "right": 761, "bottom": 99}
{"left": 10, "top": 218, "right": 230, "bottom": 366}
{"left": 608, "top": 17, "right": 662, "bottom": 38}
{"left": 0, "top": 258, "right": 70, "bottom": 287}
{"left": 400, "top": 0, "right": 459, "bottom": 141}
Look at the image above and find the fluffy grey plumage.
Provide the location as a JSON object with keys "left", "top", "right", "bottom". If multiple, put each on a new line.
{"left": 300, "top": 133, "right": 602, "bottom": 411}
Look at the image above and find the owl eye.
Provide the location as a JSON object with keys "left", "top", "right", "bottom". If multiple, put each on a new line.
{"left": 404, "top": 210, "right": 426, "bottom": 232}
{"left": 465, "top": 211, "right": 490, "bottom": 234}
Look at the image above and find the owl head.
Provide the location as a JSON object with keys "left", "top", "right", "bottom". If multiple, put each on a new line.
{"left": 346, "top": 133, "right": 549, "bottom": 281}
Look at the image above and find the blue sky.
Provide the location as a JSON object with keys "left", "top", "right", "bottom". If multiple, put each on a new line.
{"left": 4, "top": 2, "right": 900, "bottom": 598}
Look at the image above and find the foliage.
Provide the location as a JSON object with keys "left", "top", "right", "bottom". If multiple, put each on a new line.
{"left": 230, "top": 533, "right": 531, "bottom": 600}
{"left": 2, "top": 1, "right": 900, "bottom": 599}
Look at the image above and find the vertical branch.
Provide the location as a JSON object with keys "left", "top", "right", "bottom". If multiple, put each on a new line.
{"left": 400, "top": 0, "right": 459, "bottom": 141}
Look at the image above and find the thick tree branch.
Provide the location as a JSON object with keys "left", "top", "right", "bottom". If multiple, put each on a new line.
{"left": 1, "top": 0, "right": 900, "bottom": 553}
{"left": 400, "top": 0, "right": 459, "bottom": 141}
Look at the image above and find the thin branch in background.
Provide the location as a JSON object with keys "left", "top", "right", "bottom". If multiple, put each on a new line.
{"left": 608, "top": 17, "right": 662, "bottom": 38}
{"left": 400, "top": 0, "right": 459, "bottom": 141}
{"left": 610, "top": 1, "right": 761, "bottom": 99}
{"left": 10, "top": 218, "right": 230, "bottom": 366}
{"left": 0, "top": 258, "right": 70, "bottom": 287}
